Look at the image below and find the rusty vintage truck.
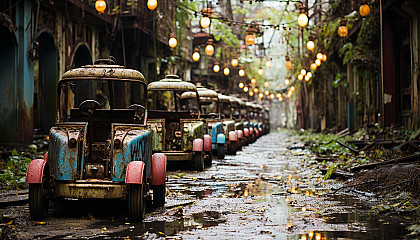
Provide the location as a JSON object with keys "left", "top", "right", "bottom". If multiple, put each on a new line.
{"left": 147, "top": 75, "right": 209, "bottom": 171}
{"left": 26, "top": 59, "right": 167, "bottom": 221}
{"left": 180, "top": 87, "right": 229, "bottom": 161}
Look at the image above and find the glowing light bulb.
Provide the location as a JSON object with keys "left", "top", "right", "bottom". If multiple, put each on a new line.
{"left": 205, "top": 44, "right": 214, "bottom": 56}
{"left": 239, "top": 82, "right": 244, "bottom": 88}
{"left": 251, "top": 78, "right": 256, "bottom": 84}
{"left": 285, "top": 61, "right": 292, "bottom": 69}
{"left": 200, "top": 16, "right": 211, "bottom": 28}
{"left": 306, "top": 40, "right": 314, "bottom": 51}
{"left": 245, "top": 34, "right": 255, "bottom": 46}
{"left": 168, "top": 37, "right": 177, "bottom": 48}
{"left": 315, "top": 59, "right": 321, "bottom": 67}
{"left": 300, "top": 69, "right": 306, "bottom": 76}
{"left": 192, "top": 52, "right": 200, "bottom": 62}
{"left": 266, "top": 60, "right": 272, "bottom": 68}
{"left": 95, "top": 0, "right": 107, "bottom": 13}
{"left": 310, "top": 63, "right": 317, "bottom": 71}
{"left": 298, "top": 13, "right": 308, "bottom": 28}
{"left": 317, "top": 53, "right": 323, "bottom": 60}
{"left": 359, "top": 4, "right": 370, "bottom": 17}
{"left": 285, "top": 79, "right": 290, "bottom": 85}
{"left": 258, "top": 68, "right": 263, "bottom": 75}
{"left": 243, "top": 86, "right": 249, "bottom": 92}
{"left": 213, "top": 64, "right": 220, "bottom": 72}
{"left": 239, "top": 69, "right": 245, "bottom": 77}
{"left": 147, "top": 0, "right": 157, "bottom": 11}
{"left": 223, "top": 67, "right": 230, "bottom": 75}
{"left": 231, "top": 58, "right": 239, "bottom": 67}
{"left": 338, "top": 25, "right": 348, "bottom": 37}
{"left": 298, "top": 74, "right": 303, "bottom": 81}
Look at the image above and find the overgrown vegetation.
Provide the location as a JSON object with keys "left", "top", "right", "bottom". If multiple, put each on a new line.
{"left": 295, "top": 127, "right": 420, "bottom": 233}
{"left": 0, "top": 141, "right": 47, "bottom": 190}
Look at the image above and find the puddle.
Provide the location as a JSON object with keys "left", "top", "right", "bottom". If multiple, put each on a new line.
{"left": 94, "top": 211, "right": 226, "bottom": 238}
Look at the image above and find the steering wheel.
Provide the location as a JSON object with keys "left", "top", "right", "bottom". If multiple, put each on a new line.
{"left": 128, "top": 104, "right": 146, "bottom": 120}
{"left": 208, "top": 113, "right": 218, "bottom": 118}
{"left": 79, "top": 100, "right": 101, "bottom": 115}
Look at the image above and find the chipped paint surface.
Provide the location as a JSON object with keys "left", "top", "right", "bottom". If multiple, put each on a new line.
{"left": 112, "top": 125, "right": 151, "bottom": 182}
{"left": 48, "top": 123, "right": 88, "bottom": 181}
{"left": 210, "top": 122, "right": 224, "bottom": 144}
{"left": 223, "top": 120, "right": 235, "bottom": 136}
{"left": 148, "top": 75, "right": 196, "bottom": 91}
{"left": 181, "top": 120, "right": 204, "bottom": 151}
{"left": 61, "top": 65, "right": 145, "bottom": 83}
{"left": 148, "top": 119, "right": 165, "bottom": 151}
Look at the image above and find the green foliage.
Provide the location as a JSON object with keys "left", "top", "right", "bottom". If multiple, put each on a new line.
{"left": 324, "top": 164, "right": 337, "bottom": 180}
{"left": 337, "top": 12, "right": 379, "bottom": 72}
{"left": 332, "top": 72, "right": 347, "bottom": 88}
{"left": 0, "top": 150, "right": 32, "bottom": 190}
{"left": 297, "top": 130, "right": 354, "bottom": 156}
{"left": 212, "top": 19, "right": 240, "bottom": 48}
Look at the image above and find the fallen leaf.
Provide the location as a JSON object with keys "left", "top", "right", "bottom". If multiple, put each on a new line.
{"left": 88, "top": 212, "right": 95, "bottom": 220}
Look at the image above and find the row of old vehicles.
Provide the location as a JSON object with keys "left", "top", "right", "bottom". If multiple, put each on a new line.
{"left": 25, "top": 59, "right": 270, "bottom": 221}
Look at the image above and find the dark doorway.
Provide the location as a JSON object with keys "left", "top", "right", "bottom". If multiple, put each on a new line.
{"left": 0, "top": 26, "right": 17, "bottom": 143}
{"left": 33, "top": 32, "right": 58, "bottom": 133}
{"left": 72, "top": 44, "right": 92, "bottom": 68}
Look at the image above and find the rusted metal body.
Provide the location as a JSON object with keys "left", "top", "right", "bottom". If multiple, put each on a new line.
{"left": 236, "top": 99, "right": 253, "bottom": 146}
{"left": 245, "top": 102, "right": 258, "bottom": 143}
{"left": 229, "top": 97, "right": 246, "bottom": 147}
{"left": 218, "top": 94, "right": 239, "bottom": 154}
{"left": 26, "top": 60, "right": 167, "bottom": 221}
{"left": 147, "top": 75, "right": 206, "bottom": 171}
{"left": 180, "top": 87, "right": 229, "bottom": 160}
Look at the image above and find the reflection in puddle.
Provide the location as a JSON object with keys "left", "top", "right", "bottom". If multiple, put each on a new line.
{"left": 175, "top": 178, "right": 279, "bottom": 199}
{"left": 98, "top": 211, "right": 225, "bottom": 238}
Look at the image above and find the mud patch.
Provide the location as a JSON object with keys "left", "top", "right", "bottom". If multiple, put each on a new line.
{"left": 351, "top": 163, "right": 420, "bottom": 197}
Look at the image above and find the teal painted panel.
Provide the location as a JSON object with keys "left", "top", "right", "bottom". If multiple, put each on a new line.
{"left": 112, "top": 130, "right": 151, "bottom": 182}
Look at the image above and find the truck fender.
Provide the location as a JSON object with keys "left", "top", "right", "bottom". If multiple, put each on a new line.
{"left": 44, "top": 152, "right": 48, "bottom": 161}
{"left": 244, "top": 128, "right": 250, "bottom": 137}
{"left": 237, "top": 130, "right": 243, "bottom": 139}
{"left": 259, "top": 127, "right": 263, "bottom": 133}
{"left": 228, "top": 131, "right": 237, "bottom": 141}
{"left": 193, "top": 138, "right": 203, "bottom": 152}
{"left": 249, "top": 127, "right": 254, "bottom": 135}
{"left": 26, "top": 159, "right": 47, "bottom": 184}
{"left": 125, "top": 161, "right": 145, "bottom": 184}
{"left": 203, "top": 135, "right": 212, "bottom": 152}
{"left": 217, "top": 133, "right": 226, "bottom": 144}
{"left": 255, "top": 129, "right": 260, "bottom": 137}
{"left": 151, "top": 153, "right": 166, "bottom": 186}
